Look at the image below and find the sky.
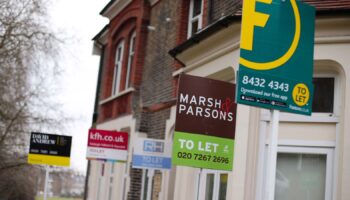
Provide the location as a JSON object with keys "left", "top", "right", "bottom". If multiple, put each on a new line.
{"left": 49, "top": 0, "right": 109, "bottom": 172}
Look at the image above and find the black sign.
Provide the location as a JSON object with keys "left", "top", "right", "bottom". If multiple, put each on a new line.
{"left": 175, "top": 74, "right": 237, "bottom": 139}
{"left": 29, "top": 132, "right": 72, "bottom": 157}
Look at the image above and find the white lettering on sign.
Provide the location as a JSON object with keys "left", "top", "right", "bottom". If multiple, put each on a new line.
{"left": 178, "top": 139, "right": 194, "bottom": 150}
{"left": 90, "top": 131, "right": 124, "bottom": 143}
{"left": 178, "top": 139, "right": 219, "bottom": 153}
{"left": 32, "top": 134, "right": 55, "bottom": 145}
{"left": 198, "top": 141, "right": 219, "bottom": 153}
{"left": 178, "top": 93, "right": 234, "bottom": 122}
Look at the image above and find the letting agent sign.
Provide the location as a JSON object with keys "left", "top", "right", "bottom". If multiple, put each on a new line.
{"left": 86, "top": 129, "right": 128, "bottom": 161}
{"left": 236, "top": 0, "right": 315, "bottom": 115}
{"left": 132, "top": 138, "right": 172, "bottom": 170}
{"left": 28, "top": 132, "right": 72, "bottom": 167}
{"left": 172, "top": 74, "right": 237, "bottom": 171}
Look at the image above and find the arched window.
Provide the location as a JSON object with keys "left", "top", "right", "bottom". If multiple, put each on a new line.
{"left": 112, "top": 41, "right": 125, "bottom": 95}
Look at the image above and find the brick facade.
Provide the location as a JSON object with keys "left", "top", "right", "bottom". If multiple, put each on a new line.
{"left": 209, "top": 0, "right": 241, "bottom": 23}
{"left": 137, "top": 0, "right": 181, "bottom": 138}
{"left": 127, "top": 167, "right": 143, "bottom": 200}
{"left": 98, "top": 0, "right": 150, "bottom": 123}
{"left": 136, "top": 0, "right": 181, "bottom": 198}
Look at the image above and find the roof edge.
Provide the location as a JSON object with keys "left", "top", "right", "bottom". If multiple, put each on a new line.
{"left": 92, "top": 25, "right": 110, "bottom": 41}
{"left": 169, "top": 15, "right": 241, "bottom": 58}
{"left": 99, "top": 0, "right": 116, "bottom": 16}
{"left": 169, "top": 7, "right": 350, "bottom": 59}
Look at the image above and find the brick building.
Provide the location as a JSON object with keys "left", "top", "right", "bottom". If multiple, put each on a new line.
{"left": 86, "top": 0, "right": 350, "bottom": 200}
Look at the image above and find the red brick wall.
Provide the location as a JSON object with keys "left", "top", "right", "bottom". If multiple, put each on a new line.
{"left": 98, "top": 0, "right": 149, "bottom": 122}
{"left": 202, "top": 0, "right": 209, "bottom": 27}
{"left": 176, "top": 0, "right": 189, "bottom": 46}
{"left": 97, "top": 1, "right": 151, "bottom": 199}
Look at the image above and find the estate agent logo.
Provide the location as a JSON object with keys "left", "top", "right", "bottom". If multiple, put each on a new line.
{"left": 28, "top": 132, "right": 72, "bottom": 167}
{"left": 241, "top": 0, "right": 301, "bottom": 70}
{"left": 172, "top": 74, "right": 237, "bottom": 171}
{"left": 236, "top": 0, "right": 315, "bottom": 115}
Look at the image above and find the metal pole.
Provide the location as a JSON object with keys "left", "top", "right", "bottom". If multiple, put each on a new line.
{"left": 147, "top": 169, "right": 154, "bottom": 200}
{"left": 83, "top": 160, "right": 91, "bottom": 200}
{"left": 43, "top": 165, "right": 50, "bottom": 200}
{"left": 265, "top": 109, "right": 280, "bottom": 200}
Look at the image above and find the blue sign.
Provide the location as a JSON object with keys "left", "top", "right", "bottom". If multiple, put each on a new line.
{"left": 132, "top": 155, "right": 171, "bottom": 169}
{"left": 132, "top": 138, "right": 172, "bottom": 170}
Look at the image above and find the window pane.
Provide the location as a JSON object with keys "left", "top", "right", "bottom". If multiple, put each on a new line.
{"left": 312, "top": 77, "right": 334, "bottom": 113}
{"left": 113, "top": 42, "right": 123, "bottom": 95}
{"left": 205, "top": 174, "right": 214, "bottom": 200}
{"left": 275, "top": 153, "right": 326, "bottom": 200}
{"left": 113, "top": 64, "right": 119, "bottom": 95}
{"left": 126, "top": 33, "right": 135, "bottom": 89}
{"left": 193, "top": 0, "right": 202, "bottom": 17}
{"left": 191, "top": 20, "right": 199, "bottom": 36}
{"left": 117, "top": 47, "right": 122, "bottom": 60}
{"left": 131, "top": 36, "right": 136, "bottom": 52}
{"left": 126, "top": 55, "right": 133, "bottom": 88}
{"left": 218, "top": 174, "right": 228, "bottom": 200}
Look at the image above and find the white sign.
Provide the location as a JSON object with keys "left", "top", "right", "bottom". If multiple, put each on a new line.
{"left": 86, "top": 129, "right": 128, "bottom": 161}
{"left": 132, "top": 138, "right": 172, "bottom": 170}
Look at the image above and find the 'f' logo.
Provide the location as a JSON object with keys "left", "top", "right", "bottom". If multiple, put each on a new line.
{"left": 240, "top": 0, "right": 301, "bottom": 70}
{"left": 241, "top": 0, "right": 272, "bottom": 51}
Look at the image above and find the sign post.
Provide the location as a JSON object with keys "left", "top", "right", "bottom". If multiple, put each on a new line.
{"left": 43, "top": 165, "right": 50, "bottom": 200}
{"left": 172, "top": 74, "right": 237, "bottom": 171}
{"left": 146, "top": 169, "right": 154, "bottom": 200}
{"left": 237, "top": 0, "right": 315, "bottom": 199}
{"left": 266, "top": 110, "right": 279, "bottom": 200}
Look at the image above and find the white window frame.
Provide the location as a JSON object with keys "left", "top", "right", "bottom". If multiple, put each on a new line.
{"left": 112, "top": 41, "right": 125, "bottom": 96}
{"left": 260, "top": 72, "right": 339, "bottom": 123}
{"left": 272, "top": 146, "right": 334, "bottom": 200}
{"left": 255, "top": 69, "right": 341, "bottom": 200}
{"left": 126, "top": 31, "right": 136, "bottom": 89}
{"left": 197, "top": 169, "right": 228, "bottom": 200}
{"left": 311, "top": 73, "right": 340, "bottom": 117}
{"left": 187, "top": 0, "right": 203, "bottom": 38}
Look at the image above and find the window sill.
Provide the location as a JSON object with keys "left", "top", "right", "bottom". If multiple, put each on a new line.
{"left": 99, "top": 87, "right": 135, "bottom": 105}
